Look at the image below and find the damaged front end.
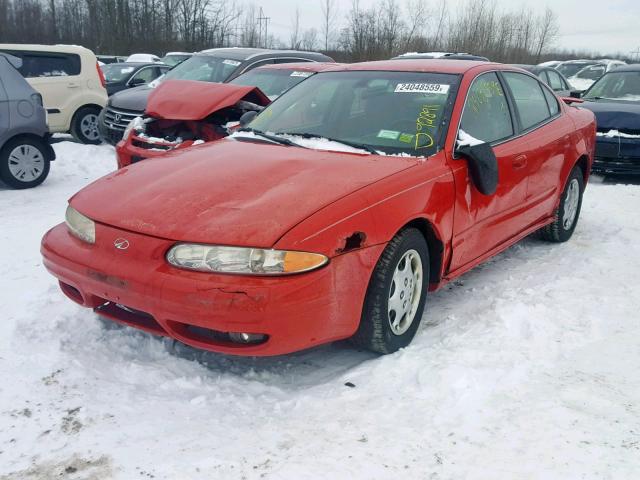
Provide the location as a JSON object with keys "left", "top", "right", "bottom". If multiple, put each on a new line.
{"left": 116, "top": 80, "right": 271, "bottom": 169}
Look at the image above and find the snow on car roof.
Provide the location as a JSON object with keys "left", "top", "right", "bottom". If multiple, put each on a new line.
{"left": 254, "top": 62, "right": 341, "bottom": 72}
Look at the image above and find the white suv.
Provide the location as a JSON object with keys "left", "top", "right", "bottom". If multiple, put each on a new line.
{"left": 0, "top": 44, "right": 108, "bottom": 144}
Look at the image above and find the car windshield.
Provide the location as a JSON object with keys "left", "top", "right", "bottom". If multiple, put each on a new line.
{"left": 583, "top": 71, "right": 640, "bottom": 101}
{"left": 557, "top": 63, "right": 596, "bottom": 77}
{"left": 102, "top": 64, "right": 136, "bottom": 82}
{"left": 162, "top": 55, "right": 241, "bottom": 83}
{"left": 161, "top": 55, "right": 190, "bottom": 67}
{"left": 229, "top": 68, "right": 315, "bottom": 100}
{"left": 246, "top": 70, "right": 459, "bottom": 157}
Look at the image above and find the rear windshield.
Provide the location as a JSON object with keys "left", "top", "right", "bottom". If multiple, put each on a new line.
{"left": 248, "top": 70, "right": 460, "bottom": 157}
{"left": 230, "top": 68, "right": 315, "bottom": 100}
{"left": 102, "top": 64, "right": 136, "bottom": 82}
{"left": 556, "top": 63, "right": 596, "bottom": 78}
{"left": 162, "top": 55, "right": 241, "bottom": 83}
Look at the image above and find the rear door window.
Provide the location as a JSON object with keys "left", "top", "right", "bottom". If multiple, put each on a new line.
{"left": 503, "top": 72, "right": 551, "bottom": 130}
{"left": 5, "top": 51, "right": 81, "bottom": 78}
{"left": 460, "top": 72, "right": 514, "bottom": 144}
{"left": 546, "top": 70, "right": 564, "bottom": 91}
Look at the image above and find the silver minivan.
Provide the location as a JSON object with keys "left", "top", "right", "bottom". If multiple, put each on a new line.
{"left": 0, "top": 52, "right": 55, "bottom": 189}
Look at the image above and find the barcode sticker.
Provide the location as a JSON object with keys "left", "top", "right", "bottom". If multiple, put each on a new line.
{"left": 394, "top": 83, "right": 450, "bottom": 94}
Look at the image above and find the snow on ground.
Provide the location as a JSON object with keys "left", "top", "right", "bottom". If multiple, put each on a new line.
{"left": 1, "top": 141, "right": 640, "bottom": 479}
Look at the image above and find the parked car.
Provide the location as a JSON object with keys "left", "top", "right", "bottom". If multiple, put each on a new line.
{"left": 538, "top": 60, "right": 562, "bottom": 69}
{"left": 99, "top": 48, "right": 334, "bottom": 145}
{"left": 556, "top": 59, "right": 602, "bottom": 79}
{"left": 568, "top": 60, "right": 626, "bottom": 91}
{"left": 115, "top": 62, "right": 338, "bottom": 168}
{"left": 102, "top": 62, "right": 171, "bottom": 96}
{"left": 125, "top": 53, "right": 161, "bottom": 63}
{"left": 0, "top": 53, "right": 55, "bottom": 189}
{"left": 0, "top": 44, "right": 108, "bottom": 144}
{"left": 393, "top": 52, "right": 489, "bottom": 61}
{"left": 42, "top": 60, "right": 595, "bottom": 356}
{"left": 160, "top": 52, "right": 192, "bottom": 67}
{"left": 512, "top": 64, "right": 572, "bottom": 96}
{"left": 577, "top": 64, "right": 640, "bottom": 175}
{"left": 97, "top": 55, "right": 127, "bottom": 65}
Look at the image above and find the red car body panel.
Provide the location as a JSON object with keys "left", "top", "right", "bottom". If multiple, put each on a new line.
{"left": 145, "top": 80, "right": 271, "bottom": 120}
{"left": 42, "top": 60, "right": 596, "bottom": 356}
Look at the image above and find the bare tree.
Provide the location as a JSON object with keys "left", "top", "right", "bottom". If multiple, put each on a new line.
{"left": 301, "top": 28, "right": 318, "bottom": 51}
{"left": 289, "top": 7, "right": 301, "bottom": 49}
{"left": 534, "top": 7, "right": 559, "bottom": 62}
{"left": 320, "top": 0, "right": 337, "bottom": 51}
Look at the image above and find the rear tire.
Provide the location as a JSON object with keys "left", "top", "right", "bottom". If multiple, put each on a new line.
{"left": 351, "top": 228, "right": 429, "bottom": 354}
{"left": 71, "top": 106, "right": 102, "bottom": 144}
{"left": 0, "top": 137, "right": 50, "bottom": 189}
{"left": 538, "top": 165, "right": 584, "bottom": 242}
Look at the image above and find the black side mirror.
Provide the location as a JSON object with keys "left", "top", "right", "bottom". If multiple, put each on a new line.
{"left": 569, "top": 90, "right": 582, "bottom": 98}
{"left": 129, "top": 77, "right": 147, "bottom": 86}
{"left": 456, "top": 143, "right": 499, "bottom": 195}
{"left": 239, "top": 110, "right": 258, "bottom": 127}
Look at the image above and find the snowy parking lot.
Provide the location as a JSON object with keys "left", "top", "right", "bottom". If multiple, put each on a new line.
{"left": 1, "top": 140, "right": 639, "bottom": 479}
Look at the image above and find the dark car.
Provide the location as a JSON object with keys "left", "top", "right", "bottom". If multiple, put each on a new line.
{"left": 97, "top": 55, "right": 127, "bottom": 65}
{"left": 392, "top": 52, "right": 489, "bottom": 61}
{"left": 101, "top": 62, "right": 171, "bottom": 96}
{"left": 0, "top": 52, "right": 55, "bottom": 189}
{"left": 512, "top": 64, "right": 572, "bottom": 97}
{"left": 578, "top": 64, "right": 640, "bottom": 175}
{"left": 99, "top": 48, "right": 334, "bottom": 145}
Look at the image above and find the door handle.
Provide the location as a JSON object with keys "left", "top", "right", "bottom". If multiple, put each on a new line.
{"left": 512, "top": 155, "right": 527, "bottom": 170}
{"left": 67, "top": 83, "right": 79, "bottom": 88}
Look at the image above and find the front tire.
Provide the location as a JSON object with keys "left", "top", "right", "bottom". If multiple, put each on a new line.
{"left": 351, "top": 228, "right": 429, "bottom": 354}
{"left": 0, "top": 138, "right": 50, "bottom": 189}
{"left": 538, "top": 166, "right": 584, "bottom": 242}
{"left": 71, "top": 106, "right": 102, "bottom": 144}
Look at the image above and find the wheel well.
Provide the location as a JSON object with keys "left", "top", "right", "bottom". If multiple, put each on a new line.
{"left": 1, "top": 134, "right": 54, "bottom": 160}
{"left": 575, "top": 155, "right": 589, "bottom": 183}
{"left": 72, "top": 104, "right": 103, "bottom": 121}
{"left": 403, "top": 218, "right": 444, "bottom": 284}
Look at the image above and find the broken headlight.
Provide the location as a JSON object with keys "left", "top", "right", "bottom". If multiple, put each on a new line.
{"left": 166, "top": 244, "right": 328, "bottom": 275}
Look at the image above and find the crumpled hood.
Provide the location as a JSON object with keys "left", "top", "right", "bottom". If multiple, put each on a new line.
{"left": 580, "top": 100, "right": 640, "bottom": 132}
{"left": 71, "top": 139, "right": 418, "bottom": 247}
{"left": 145, "top": 80, "right": 271, "bottom": 120}
{"left": 109, "top": 84, "right": 152, "bottom": 112}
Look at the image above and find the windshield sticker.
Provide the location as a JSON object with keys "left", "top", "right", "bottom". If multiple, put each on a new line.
{"left": 377, "top": 129, "right": 400, "bottom": 140}
{"left": 290, "top": 71, "right": 313, "bottom": 77}
{"left": 398, "top": 133, "right": 415, "bottom": 144}
{"left": 395, "top": 83, "right": 450, "bottom": 94}
{"left": 120, "top": 67, "right": 134, "bottom": 74}
{"left": 223, "top": 59, "right": 241, "bottom": 66}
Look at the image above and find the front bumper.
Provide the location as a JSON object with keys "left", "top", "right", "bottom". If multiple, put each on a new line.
{"left": 41, "top": 223, "right": 383, "bottom": 356}
{"left": 593, "top": 135, "right": 640, "bottom": 175}
{"left": 116, "top": 134, "right": 196, "bottom": 169}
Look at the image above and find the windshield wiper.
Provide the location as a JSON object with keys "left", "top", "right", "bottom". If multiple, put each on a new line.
{"left": 275, "top": 132, "right": 380, "bottom": 155}
{"left": 236, "top": 128, "right": 299, "bottom": 147}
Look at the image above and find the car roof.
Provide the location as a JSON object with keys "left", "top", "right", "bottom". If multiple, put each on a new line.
{"left": 253, "top": 62, "right": 341, "bottom": 72}
{"left": 329, "top": 59, "right": 501, "bottom": 75}
{"left": 197, "top": 47, "right": 329, "bottom": 61}
{"left": 0, "top": 43, "right": 94, "bottom": 56}
{"left": 609, "top": 64, "right": 640, "bottom": 72}
{"left": 106, "top": 62, "right": 160, "bottom": 68}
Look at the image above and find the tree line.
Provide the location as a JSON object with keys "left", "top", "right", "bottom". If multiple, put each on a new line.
{"left": 0, "top": 0, "right": 625, "bottom": 63}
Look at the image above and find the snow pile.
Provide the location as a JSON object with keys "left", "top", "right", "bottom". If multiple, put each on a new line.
{"left": 456, "top": 129, "right": 484, "bottom": 147}
{"left": 568, "top": 77, "right": 595, "bottom": 92}
{"left": 1, "top": 141, "right": 640, "bottom": 479}
{"left": 596, "top": 129, "right": 640, "bottom": 139}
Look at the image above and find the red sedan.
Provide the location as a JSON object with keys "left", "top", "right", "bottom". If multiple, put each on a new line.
{"left": 41, "top": 60, "right": 596, "bottom": 356}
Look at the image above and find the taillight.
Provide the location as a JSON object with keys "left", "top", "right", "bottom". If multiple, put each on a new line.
{"left": 31, "top": 93, "right": 43, "bottom": 106}
{"left": 96, "top": 61, "right": 106, "bottom": 88}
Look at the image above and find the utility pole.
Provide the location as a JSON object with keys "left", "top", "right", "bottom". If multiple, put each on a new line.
{"left": 257, "top": 7, "right": 270, "bottom": 48}
{"left": 631, "top": 47, "right": 640, "bottom": 62}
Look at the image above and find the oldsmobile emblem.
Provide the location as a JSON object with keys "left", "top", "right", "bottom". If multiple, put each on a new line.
{"left": 114, "top": 238, "right": 130, "bottom": 250}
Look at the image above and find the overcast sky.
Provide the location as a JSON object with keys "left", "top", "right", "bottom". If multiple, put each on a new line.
{"left": 240, "top": 0, "right": 640, "bottom": 57}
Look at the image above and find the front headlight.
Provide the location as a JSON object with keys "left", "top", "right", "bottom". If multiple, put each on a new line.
{"left": 65, "top": 205, "right": 95, "bottom": 244}
{"left": 166, "top": 244, "right": 328, "bottom": 275}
